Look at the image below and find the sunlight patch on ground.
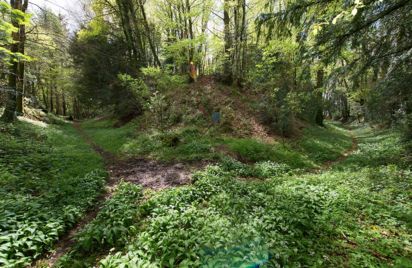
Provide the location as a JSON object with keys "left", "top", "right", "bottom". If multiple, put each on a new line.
{"left": 18, "top": 116, "right": 48, "bottom": 128}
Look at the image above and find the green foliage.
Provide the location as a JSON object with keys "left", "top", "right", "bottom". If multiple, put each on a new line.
{"left": 80, "top": 118, "right": 138, "bottom": 154}
{"left": 140, "top": 68, "right": 186, "bottom": 128}
{"left": 257, "top": 0, "right": 412, "bottom": 130}
{"left": 75, "top": 182, "right": 143, "bottom": 252}
{"left": 225, "top": 138, "right": 277, "bottom": 162}
{"left": 96, "top": 127, "right": 411, "bottom": 267}
{"left": 58, "top": 182, "right": 143, "bottom": 267}
{"left": 121, "top": 127, "right": 218, "bottom": 162}
{"left": 45, "top": 121, "right": 407, "bottom": 267}
{"left": 141, "top": 67, "right": 186, "bottom": 92}
{"left": 0, "top": 2, "right": 31, "bottom": 64}
{"left": 251, "top": 39, "right": 324, "bottom": 133}
{"left": 70, "top": 16, "right": 127, "bottom": 115}
{"left": 4, "top": 118, "right": 409, "bottom": 267}
{"left": 101, "top": 127, "right": 412, "bottom": 267}
{"left": 0, "top": 121, "right": 106, "bottom": 267}
{"left": 82, "top": 119, "right": 352, "bottom": 168}
{"left": 219, "top": 157, "right": 291, "bottom": 178}
{"left": 163, "top": 35, "right": 207, "bottom": 68}
{"left": 297, "top": 122, "right": 353, "bottom": 163}
{"left": 115, "top": 74, "right": 150, "bottom": 121}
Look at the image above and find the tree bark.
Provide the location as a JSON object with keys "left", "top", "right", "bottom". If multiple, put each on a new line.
{"left": 62, "top": 93, "right": 67, "bottom": 116}
{"left": 223, "top": 0, "right": 233, "bottom": 85}
{"left": 138, "top": 0, "right": 161, "bottom": 67}
{"left": 1, "top": 0, "right": 22, "bottom": 122}
{"left": 315, "top": 69, "right": 324, "bottom": 126}
{"left": 16, "top": 0, "right": 28, "bottom": 115}
{"left": 49, "top": 87, "right": 54, "bottom": 113}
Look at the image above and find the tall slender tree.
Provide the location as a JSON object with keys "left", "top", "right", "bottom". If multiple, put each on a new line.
{"left": 1, "top": 0, "right": 29, "bottom": 122}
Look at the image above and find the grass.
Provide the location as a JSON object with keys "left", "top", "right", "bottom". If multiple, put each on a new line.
{"left": 0, "top": 120, "right": 106, "bottom": 267}
{"left": 55, "top": 120, "right": 412, "bottom": 267}
{"left": 86, "top": 125, "right": 411, "bottom": 267}
{"left": 80, "top": 118, "right": 138, "bottom": 154}
{"left": 80, "top": 118, "right": 353, "bottom": 169}
{"left": 3, "top": 117, "right": 410, "bottom": 267}
{"left": 297, "top": 122, "right": 353, "bottom": 163}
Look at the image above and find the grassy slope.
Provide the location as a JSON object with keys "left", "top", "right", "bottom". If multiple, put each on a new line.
{"left": 80, "top": 118, "right": 352, "bottom": 169}
{"left": 61, "top": 123, "right": 411, "bottom": 267}
{"left": 0, "top": 121, "right": 106, "bottom": 267}
{"left": 80, "top": 119, "right": 137, "bottom": 155}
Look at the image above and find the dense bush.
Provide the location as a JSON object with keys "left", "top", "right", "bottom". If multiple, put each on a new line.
{"left": 115, "top": 74, "right": 150, "bottom": 123}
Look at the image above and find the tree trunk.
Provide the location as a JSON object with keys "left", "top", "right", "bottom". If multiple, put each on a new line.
{"left": 223, "top": 0, "right": 233, "bottom": 85}
{"left": 42, "top": 86, "right": 48, "bottom": 110}
{"left": 16, "top": 0, "right": 28, "bottom": 115}
{"left": 62, "top": 93, "right": 67, "bottom": 116}
{"left": 55, "top": 89, "right": 60, "bottom": 115}
{"left": 138, "top": 0, "right": 161, "bottom": 67}
{"left": 49, "top": 87, "right": 54, "bottom": 113}
{"left": 340, "top": 94, "right": 350, "bottom": 122}
{"left": 116, "top": 0, "right": 141, "bottom": 67}
{"left": 315, "top": 69, "right": 324, "bottom": 126}
{"left": 1, "top": 0, "right": 22, "bottom": 122}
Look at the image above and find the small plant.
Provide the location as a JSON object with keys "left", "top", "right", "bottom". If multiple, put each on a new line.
{"left": 74, "top": 182, "right": 143, "bottom": 252}
{"left": 57, "top": 182, "right": 143, "bottom": 267}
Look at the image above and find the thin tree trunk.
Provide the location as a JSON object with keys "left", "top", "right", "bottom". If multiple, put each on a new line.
{"left": 186, "top": 0, "right": 194, "bottom": 63}
{"left": 315, "top": 69, "right": 324, "bottom": 126}
{"left": 62, "top": 93, "right": 67, "bottom": 116}
{"left": 1, "top": 0, "right": 21, "bottom": 122}
{"left": 138, "top": 0, "right": 161, "bottom": 67}
{"left": 42, "top": 85, "right": 48, "bottom": 110}
{"left": 16, "top": 0, "right": 28, "bottom": 115}
{"left": 49, "top": 87, "right": 54, "bottom": 113}
{"left": 55, "top": 90, "right": 60, "bottom": 115}
{"left": 223, "top": 0, "right": 233, "bottom": 85}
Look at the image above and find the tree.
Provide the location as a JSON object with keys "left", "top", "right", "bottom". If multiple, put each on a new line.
{"left": 257, "top": 0, "right": 412, "bottom": 132}
{"left": 222, "top": 0, "right": 232, "bottom": 84}
{"left": 1, "top": 0, "right": 30, "bottom": 122}
{"left": 221, "top": 0, "right": 248, "bottom": 86}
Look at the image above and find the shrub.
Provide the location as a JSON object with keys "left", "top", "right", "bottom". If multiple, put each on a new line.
{"left": 115, "top": 74, "right": 150, "bottom": 123}
{"left": 226, "top": 138, "right": 276, "bottom": 163}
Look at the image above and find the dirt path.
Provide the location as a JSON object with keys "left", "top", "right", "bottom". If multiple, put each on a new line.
{"left": 33, "top": 122, "right": 195, "bottom": 267}
{"left": 315, "top": 130, "right": 358, "bottom": 172}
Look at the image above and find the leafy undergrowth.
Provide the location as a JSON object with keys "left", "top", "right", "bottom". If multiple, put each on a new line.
{"left": 56, "top": 182, "right": 143, "bottom": 267}
{"left": 0, "top": 121, "right": 106, "bottom": 267}
{"left": 81, "top": 118, "right": 352, "bottom": 169}
{"left": 62, "top": 125, "right": 411, "bottom": 267}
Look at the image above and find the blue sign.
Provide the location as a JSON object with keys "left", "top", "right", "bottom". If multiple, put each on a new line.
{"left": 212, "top": 112, "right": 221, "bottom": 124}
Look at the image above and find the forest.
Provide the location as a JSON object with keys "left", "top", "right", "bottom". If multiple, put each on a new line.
{"left": 0, "top": 0, "right": 411, "bottom": 267}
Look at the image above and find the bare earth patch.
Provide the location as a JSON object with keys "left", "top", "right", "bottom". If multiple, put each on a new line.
{"left": 109, "top": 159, "right": 193, "bottom": 190}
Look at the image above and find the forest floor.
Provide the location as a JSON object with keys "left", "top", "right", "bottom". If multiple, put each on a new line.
{"left": 40, "top": 122, "right": 201, "bottom": 267}
{"left": 44, "top": 121, "right": 360, "bottom": 267}
{"left": 1, "top": 117, "right": 411, "bottom": 268}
